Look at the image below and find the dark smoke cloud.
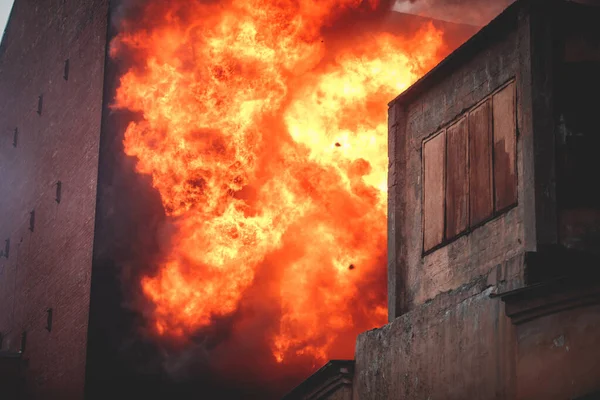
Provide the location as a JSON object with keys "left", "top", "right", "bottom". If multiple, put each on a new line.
{"left": 86, "top": 0, "right": 470, "bottom": 399}
{"left": 90, "top": 1, "right": 379, "bottom": 398}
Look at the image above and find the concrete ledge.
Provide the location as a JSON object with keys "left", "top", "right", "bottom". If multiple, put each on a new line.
{"left": 493, "top": 278, "right": 600, "bottom": 325}
{"left": 282, "top": 360, "right": 354, "bottom": 400}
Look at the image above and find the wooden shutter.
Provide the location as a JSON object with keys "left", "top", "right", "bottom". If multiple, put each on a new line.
{"left": 493, "top": 82, "right": 517, "bottom": 211}
{"left": 469, "top": 100, "right": 493, "bottom": 226}
{"left": 445, "top": 117, "right": 469, "bottom": 238}
{"left": 423, "top": 131, "right": 446, "bottom": 251}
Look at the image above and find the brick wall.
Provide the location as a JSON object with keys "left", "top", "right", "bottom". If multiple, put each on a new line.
{"left": 0, "top": 0, "right": 108, "bottom": 398}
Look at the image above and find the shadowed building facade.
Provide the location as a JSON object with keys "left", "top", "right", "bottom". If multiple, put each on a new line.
{"left": 288, "top": 1, "right": 600, "bottom": 399}
{"left": 0, "top": 0, "right": 108, "bottom": 398}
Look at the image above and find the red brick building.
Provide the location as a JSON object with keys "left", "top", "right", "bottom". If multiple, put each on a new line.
{"left": 0, "top": 1, "right": 279, "bottom": 398}
{"left": 287, "top": 1, "right": 600, "bottom": 399}
{"left": 0, "top": 1, "right": 180, "bottom": 398}
{"left": 0, "top": 0, "right": 108, "bottom": 398}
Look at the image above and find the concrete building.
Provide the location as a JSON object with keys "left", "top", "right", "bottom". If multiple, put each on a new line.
{"left": 287, "top": 0, "right": 600, "bottom": 399}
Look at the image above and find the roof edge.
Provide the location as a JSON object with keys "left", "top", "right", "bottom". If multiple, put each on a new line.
{"left": 388, "top": 0, "right": 530, "bottom": 108}
{"left": 281, "top": 359, "right": 354, "bottom": 400}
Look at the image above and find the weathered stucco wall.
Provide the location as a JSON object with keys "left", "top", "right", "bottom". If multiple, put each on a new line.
{"left": 516, "top": 304, "right": 600, "bottom": 400}
{"left": 354, "top": 288, "right": 516, "bottom": 399}
{"left": 355, "top": 2, "right": 600, "bottom": 400}
{"left": 387, "top": 2, "right": 537, "bottom": 318}
{"left": 354, "top": 285, "right": 600, "bottom": 400}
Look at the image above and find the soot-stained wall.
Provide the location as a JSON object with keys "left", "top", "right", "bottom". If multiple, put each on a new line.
{"left": 354, "top": 287, "right": 516, "bottom": 400}
{"left": 0, "top": 0, "right": 108, "bottom": 398}
{"left": 353, "top": 2, "right": 600, "bottom": 400}
{"left": 354, "top": 283, "right": 600, "bottom": 400}
{"left": 387, "top": 0, "right": 531, "bottom": 318}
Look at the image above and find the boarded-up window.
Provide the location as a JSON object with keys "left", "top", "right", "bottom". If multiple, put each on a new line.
{"left": 422, "top": 80, "right": 518, "bottom": 253}
{"left": 493, "top": 82, "right": 517, "bottom": 211}
{"left": 445, "top": 118, "right": 469, "bottom": 238}
{"left": 423, "top": 131, "right": 446, "bottom": 251}
{"left": 469, "top": 100, "right": 493, "bottom": 226}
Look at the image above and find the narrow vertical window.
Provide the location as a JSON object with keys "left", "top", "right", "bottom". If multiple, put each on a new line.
{"left": 64, "top": 59, "right": 70, "bottom": 81}
{"left": 12, "top": 127, "right": 18, "bottom": 147}
{"left": 469, "top": 100, "right": 493, "bottom": 226}
{"left": 46, "top": 308, "right": 53, "bottom": 332}
{"left": 445, "top": 117, "right": 469, "bottom": 238}
{"left": 37, "top": 95, "right": 44, "bottom": 115}
{"left": 20, "top": 332, "right": 27, "bottom": 353}
{"left": 423, "top": 130, "right": 446, "bottom": 251}
{"left": 29, "top": 210, "right": 35, "bottom": 232}
{"left": 493, "top": 82, "right": 517, "bottom": 211}
{"left": 56, "top": 181, "right": 62, "bottom": 204}
{"left": 2, "top": 239, "right": 9, "bottom": 259}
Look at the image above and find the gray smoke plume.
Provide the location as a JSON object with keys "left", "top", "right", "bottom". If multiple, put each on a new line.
{"left": 393, "top": 0, "right": 515, "bottom": 26}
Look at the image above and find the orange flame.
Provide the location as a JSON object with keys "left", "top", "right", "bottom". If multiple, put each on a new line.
{"left": 112, "top": 0, "right": 444, "bottom": 364}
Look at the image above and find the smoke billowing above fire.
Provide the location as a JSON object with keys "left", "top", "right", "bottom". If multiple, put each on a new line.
{"left": 394, "top": 0, "right": 514, "bottom": 26}
{"left": 108, "top": 0, "right": 449, "bottom": 393}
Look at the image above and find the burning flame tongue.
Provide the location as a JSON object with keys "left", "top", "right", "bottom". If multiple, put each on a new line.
{"left": 112, "top": 0, "right": 444, "bottom": 364}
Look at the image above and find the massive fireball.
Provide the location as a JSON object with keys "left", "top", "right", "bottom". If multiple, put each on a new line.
{"left": 111, "top": 0, "right": 444, "bottom": 364}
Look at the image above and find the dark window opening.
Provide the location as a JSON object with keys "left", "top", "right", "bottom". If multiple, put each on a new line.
{"left": 556, "top": 61, "right": 600, "bottom": 210}
{"left": 46, "top": 308, "right": 53, "bottom": 332}
{"left": 19, "top": 332, "right": 27, "bottom": 353}
{"left": 64, "top": 59, "right": 70, "bottom": 81}
{"left": 37, "top": 95, "right": 43, "bottom": 115}
{"left": 556, "top": 53, "right": 600, "bottom": 253}
{"left": 29, "top": 210, "right": 35, "bottom": 232}
{"left": 12, "top": 127, "right": 18, "bottom": 148}
{"left": 56, "top": 181, "right": 62, "bottom": 204}
{"left": 1, "top": 239, "right": 9, "bottom": 259}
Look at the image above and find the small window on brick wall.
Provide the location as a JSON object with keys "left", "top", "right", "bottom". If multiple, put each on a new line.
{"left": 423, "top": 81, "right": 517, "bottom": 252}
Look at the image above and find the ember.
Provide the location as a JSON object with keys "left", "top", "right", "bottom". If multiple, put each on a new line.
{"left": 111, "top": 0, "right": 445, "bottom": 367}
